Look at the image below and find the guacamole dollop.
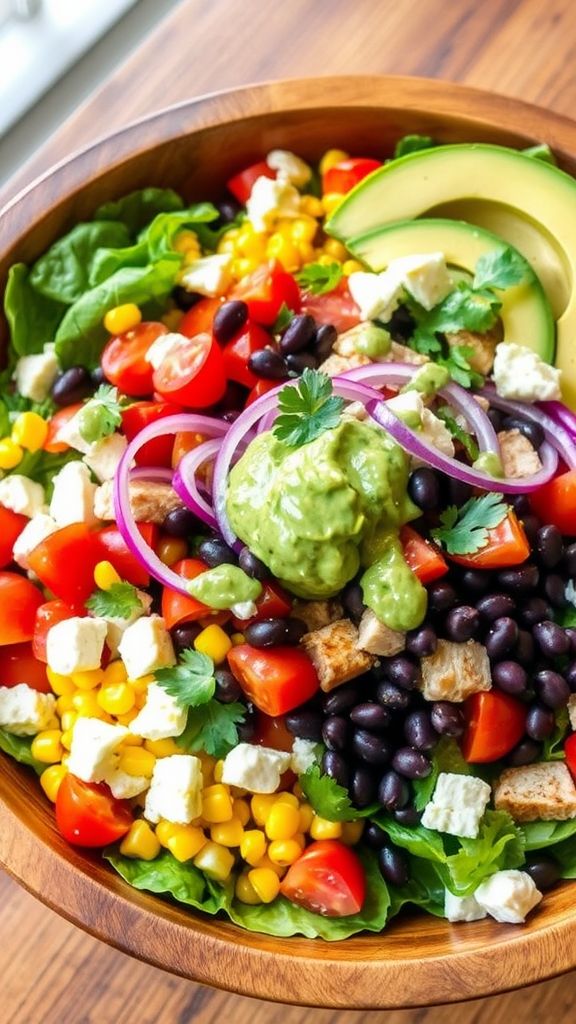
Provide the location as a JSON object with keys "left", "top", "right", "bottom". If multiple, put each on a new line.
{"left": 226, "top": 417, "right": 426, "bottom": 630}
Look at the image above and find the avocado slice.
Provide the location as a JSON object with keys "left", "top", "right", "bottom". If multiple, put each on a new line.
{"left": 347, "top": 218, "right": 555, "bottom": 362}
{"left": 326, "top": 144, "right": 576, "bottom": 404}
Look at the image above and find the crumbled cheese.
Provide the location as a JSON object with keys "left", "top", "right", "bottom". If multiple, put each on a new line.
{"left": 388, "top": 252, "right": 452, "bottom": 310}
{"left": 83, "top": 433, "right": 127, "bottom": 483}
{"left": 102, "top": 590, "right": 153, "bottom": 657}
{"left": 105, "top": 768, "right": 150, "bottom": 800}
{"left": 56, "top": 411, "right": 91, "bottom": 454}
{"left": 290, "top": 738, "right": 318, "bottom": 775}
{"left": 49, "top": 461, "right": 98, "bottom": 527}
{"left": 347, "top": 269, "right": 404, "bottom": 322}
{"left": 14, "top": 344, "right": 59, "bottom": 403}
{"left": 386, "top": 390, "right": 455, "bottom": 459}
{"left": 493, "top": 342, "right": 562, "bottom": 402}
{"left": 46, "top": 617, "right": 108, "bottom": 675}
{"left": 444, "top": 890, "right": 487, "bottom": 923}
{"left": 421, "top": 772, "right": 491, "bottom": 838}
{"left": 129, "top": 682, "right": 187, "bottom": 741}
{"left": 229, "top": 600, "right": 258, "bottom": 620}
{"left": 13, "top": 512, "right": 58, "bottom": 569}
{"left": 0, "top": 684, "right": 57, "bottom": 736}
{"left": 179, "top": 254, "right": 233, "bottom": 297}
{"left": 118, "top": 615, "right": 175, "bottom": 680}
{"left": 246, "top": 176, "right": 301, "bottom": 231}
{"left": 67, "top": 717, "right": 128, "bottom": 783}
{"left": 474, "top": 870, "right": 542, "bottom": 924}
{"left": 0, "top": 475, "right": 45, "bottom": 518}
{"left": 266, "top": 149, "right": 311, "bottom": 187}
{"left": 221, "top": 743, "right": 292, "bottom": 793}
{"left": 145, "top": 332, "right": 187, "bottom": 370}
{"left": 565, "top": 579, "right": 576, "bottom": 609}
{"left": 144, "top": 754, "right": 203, "bottom": 824}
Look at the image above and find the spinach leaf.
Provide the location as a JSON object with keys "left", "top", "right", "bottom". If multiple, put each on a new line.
{"left": 519, "top": 818, "right": 576, "bottom": 851}
{"left": 30, "top": 221, "right": 130, "bottom": 304}
{"left": 0, "top": 729, "right": 44, "bottom": 774}
{"left": 4, "top": 264, "right": 66, "bottom": 356}
{"left": 94, "top": 187, "right": 184, "bottom": 236}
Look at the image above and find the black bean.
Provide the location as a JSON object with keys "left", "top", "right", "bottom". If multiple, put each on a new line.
{"left": 364, "top": 822, "right": 388, "bottom": 850}
{"left": 519, "top": 596, "right": 552, "bottom": 627}
{"left": 216, "top": 197, "right": 242, "bottom": 224}
{"left": 238, "top": 547, "right": 269, "bottom": 581}
{"left": 351, "top": 766, "right": 377, "bottom": 807}
{"left": 428, "top": 582, "right": 458, "bottom": 613}
{"left": 313, "top": 323, "right": 337, "bottom": 360}
{"left": 391, "top": 747, "right": 432, "bottom": 779}
{"left": 507, "top": 738, "right": 542, "bottom": 766}
{"left": 406, "top": 624, "right": 437, "bottom": 658}
{"left": 322, "top": 715, "right": 349, "bottom": 751}
{"left": 237, "top": 704, "right": 256, "bottom": 742}
{"left": 487, "top": 407, "right": 504, "bottom": 431}
{"left": 502, "top": 415, "right": 545, "bottom": 449}
{"left": 91, "top": 366, "right": 106, "bottom": 387}
{"left": 520, "top": 514, "right": 541, "bottom": 547}
{"left": 492, "top": 660, "right": 527, "bottom": 696}
{"left": 170, "top": 622, "right": 202, "bottom": 654}
{"left": 403, "top": 710, "right": 437, "bottom": 751}
{"left": 52, "top": 366, "right": 93, "bottom": 406}
{"left": 285, "top": 710, "right": 324, "bottom": 740}
{"left": 393, "top": 806, "right": 422, "bottom": 826}
{"left": 497, "top": 564, "right": 540, "bottom": 593}
{"left": 341, "top": 582, "right": 365, "bottom": 624}
{"left": 213, "top": 300, "right": 249, "bottom": 344}
{"left": 221, "top": 409, "right": 241, "bottom": 424}
{"left": 279, "top": 313, "right": 316, "bottom": 354}
{"left": 322, "top": 684, "right": 360, "bottom": 715}
{"left": 388, "top": 305, "right": 415, "bottom": 341}
{"left": 376, "top": 680, "right": 411, "bottom": 711}
{"left": 378, "top": 770, "right": 410, "bottom": 811}
{"left": 286, "top": 352, "right": 318, "bottom": 374}
{"left": 535, "top": 525, "right": 564, "bottom": 569}
{"left": 566, "top": 631, "right": 576, "bottom": 658}
{"left": 565, "top": 662, "right": 576, "bottom": 692}
{"left": 514, "top": 629, "right": 535, "bottom": 667}
{"left": 564, "top": 542, "right": 576, "bottom": 576}
{"left": 172, "top": 284, "right": 202, "bottom": 310}
{"left": 384, "top": 655, "right": 419, "bottom": 690}
{"left": 407, "top": 468, "right": 441, "bottom": 511}
{"left": 511, "top": 494, "right": 531, "bottom": 517}
{"left": 352, "top": 730, "right": 392, "bottom": 765}
{"left": 430, "top": 702, "right": 465, "bottom": 737}
{"left": 214, "top": 668, "right": 243, "bottom": 703}
{"left": 350, "top": 703, "right": 390, "bottom": 732}
{"left": 445, "top": 605, "right": 479, "bottom": 642}
{"left": 248, "top": 348, "right": 289, "bottom": 380}
{"left": 322, "top": 750, "right": 349, "bottom": 788}
{"left": 535, "top": 669, "right": 571, "bottom": 710}
{"left": 446, "top": 478, "right": 472, "bottom": 507}
{"left": 378, "top": 846, "right": 409, "bottom": 886}
{"left": 524, "top": 857, "right": 562, "bottom": 890}
{"left": 476, "top": 593, "right": 516, "bottom": 622}
{"left": 244, "top": 617, "right": 306, "bottom": 648}
{"left": 459, "top": 569, "right": 491, "bottom": 597}
{"left": 197, "top": 535, "right": 238, "bottom": 568}
{"left": 533, "top": 620, "right": 571, "bottom": 657}
{"left": 162, "top": 506, "right": 198, "bottom": 538}
{"left": 525, "top": 704, "right": 556, "bottom": 741}
{"left": 544, "top": 573, "right": 568, "bottom": 609}
{"left": 485, "top": 616, "right": 519, "bottom": 660}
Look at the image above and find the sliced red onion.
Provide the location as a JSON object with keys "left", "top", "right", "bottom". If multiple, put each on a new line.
{"left": 538, "top": 400, "right": 576, "bottom": 445}
{"left": 481, "top": 387, "right": 576, "bottom": 471}
{"left": 172, "top": 438, "right": 222, "bottom": 529}
{"left": 130, "top": 467, "right": 174, "bottom": 484}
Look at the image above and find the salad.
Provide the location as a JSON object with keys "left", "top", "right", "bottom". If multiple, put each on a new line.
{"left": 1, "top": 133, "right": 576, "bottom": 941}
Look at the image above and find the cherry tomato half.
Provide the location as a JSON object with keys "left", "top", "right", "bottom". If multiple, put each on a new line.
{"left": 122, "top": 401, "right": 183, "bottom": 468}
{"left": 0, "top": 642, "right": 50, "bottom": 692}
{"left": 223, "top": 321, "right": 272, "bottom": 389}
{"left": 95, "top": 523, "right": 159, "bottom": 588}
{"left": 101, "top": 321, "right": 168, "bottom": 397}
{"left": 179, "top": 297, "right": 222, "bottom": 338}
{"left": 161, "top": 558, "right": 213, "bottom": 628}
{"left": 0, "top": 572, "right": 43, "bottom": 646}
{"left": 230, "top": 260, "right": 301, "bottom": 326}
{"left": 227, "top": 644, "right": 319, "bottom": 716}
{"left": 44, "top": 403, "right": 84, "bottom": 454}
{"left": 461, "top": 690, "right": 527, "bottom": 763}
{"left": 448, "top": 511, "right": 530, "bottom": 569}
{"left": 322, "top": 157, "right": 382, "bottom": 195}
{"left": 400, "top": 525, "right": 448, "bottom": 584}
{"left": 281, "top": 840, "right": 366, "bottom": 917}
{"left": 530, "top": 469, "right": 576, "bottom": 537}
{"left": 301, "top": 280, "right": 361, "bottom": 333}
{"left": 152, "top": 332, "right": 227, "bottom": 408}
{"left": 55, "top": 776, "right": 133, "bottom": 847}
{"left": 33, "top": 600, "right": 78, "bottom": 663}
{"left": 226, "top": 160, "right": 275, "bottom": 204}
{"left": 0, "top": 507, "right": 28, "bottom": 568}
{"left": 565, "top": 733, "right": 576, "bottom": 780}
{"left": 27, "top": 524, "right": 102, "bottom": 610}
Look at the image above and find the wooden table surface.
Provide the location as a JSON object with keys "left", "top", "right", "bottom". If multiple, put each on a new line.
{"left": 3, "top": 0, "right": 576, "bottom": 1019}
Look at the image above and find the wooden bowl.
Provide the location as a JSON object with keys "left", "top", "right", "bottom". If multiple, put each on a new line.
{"left": 1, "top": 76, "right": 576, "bottom": 1009}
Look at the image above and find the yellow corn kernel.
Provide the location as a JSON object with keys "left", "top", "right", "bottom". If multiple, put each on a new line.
{"left": 237, "top": 229, "right": 267, "bottom": 260}
{"left": 93, "top": 560, "right": 121, "bottom": 590}
{"left": 230, "top": 632, "right": 245, "bottom": 646}
{"left": 265, "top": 801, "right": 300, "bottom": 841}
{"left": 72, "top": 691, "right": 102, "bottom": 717}
{"left": 115, "top": 708, "right": 139, "bottom": 726}
{"left": 197, "top": 753, "right": 216, "bottom": 784}
{"left": 97, "top": 681, "right": 136, "bottom": 716}
{"left": 59, "top": 710, "right": 77, "bottom": 732}
{"left": 11, "top": 412, "right": 48, "bottom": 453}
{"left": 130, "top": 673, "right": 155, "bottom": 693}
{"left": 298, "top": 803, "right": 314, "bottom": 833}
{"left": 144, "top": 737, "right": 181, "bottom": 757}
{"left": 102, "top": 660, "right": 128, "bottom": 686}
{"left": 267, "top": 838, "right": 303, "bottom": 866}
{"left": 240, "top": 829, "right": 267, "bottom": 867}
{"left": 293, "top": 831, "right": 306, "bottom": 849}
{"left": 118, "top": 745, "right": 156, "bottom": 778}
{"left": 319, "top": 148, "right": 349, "bottom": 175}
{"left": 231, "top": 257, "right": 258, "bottom": 279}
{"left": 157, "top": 536, "right": 188, "bottom": 567}
{"left": 323, "top": 238, "right": 348, "bottom": 261}
{"left": 202, "top": 783, "right": 233, "bottom": 823}
{"left": 55, "top": 694, "right": 75, "bottom": 716}
{"left": 253, "top": 853, "right": 286, "bottom": 878}
{"left": 193, "top": 841, "right": 235, "bottom": 882}
{"left": 173, "top": 229, "right": 200, "bottom": 255}
{"left": 155, "top": 820, "right": 181, "bottom": 847}
{"left": 60, "top": 728, "right": 74, "bottom": 750}
{"left": 300, "top": 195, "right": 325, "bottom": 218}
{"left": 162, "top": 309, "right": 184, "bottom": 331}
{"left": 167, "top": 825, "right": 207, "bottom": 862}
{"left": 250, "top": 794, "right": 277, "bottom": 827}
{"left": 31, "top": 729, "right": 63, "bottom": 764}
{"left": 217, "top": 237, "right": 238, "bottom": 255}
{"left": 72, "top": 668, "right": 104, "bottom": 691}
{"left": 275, "top": 792, "right": 299, "bottom": 809}
{"left": 316, "top": 253, "right": 340, "bottom": 267}
{"left": 104, "top": 303, "right": 142, "bottom": 334}
{"left": 292, "top": 781, "right": 304, "bottom": 800}
{"left": 248, "top": 867, "right": 281, "bottom": 903}
{"left": 235, "top": 872, "right": 262, "bottom": 904}
{"left": 342, "top": 259, "right": 364, "bottom": 276}
{"left": 194, "top": 624, "right": 232, "bottom": 665}
{"left": 296, "top": 242, "right": 316, "bottom": 264}
{"left": 341, "top": 820, "right": 364, "bottom": 846}
{"left": 233, "top": 798, "right": 250, "bottom": 827}
{"left": 322, "top": 192, "right": 344, "bottom": 216}
{"left": 40, "top": 763, "right": 67, "bottom": 802}
{"left": 47, "top": 669, "right": 74, "bottom": 696}
{"left": 309, "top": 815, "right": 343, "bottom": 840}
{"left": 290, "top": 217, "right": 318, "bottom": 244}
{"left": 213, "top": 759, "right": 224, "bottom": 783}
{"left": 265, "top": 234, "right": 300, "bottom": 272}
{"left": 120, "top": 820, "right": 161, "bottom": 860}
{"left": 0, "top": 438, "right": 23, "bottom": 470}
{"left": 121, "top": 733, "right": 143, "bottom": 747}
{"left": 210, "top": 818, "right": 244, "bottom": 848}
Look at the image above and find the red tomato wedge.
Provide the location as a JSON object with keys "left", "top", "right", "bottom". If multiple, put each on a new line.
{"left": 122, "top": 401, "right": 183, "bottom": 467}
{"left": 565, "top": 733, "right": 576, "bottom": 780}
{"left": 0, "top": 642, "right": 50, "bottom": 692}
{"left": 227, "top": 160, "right": 275, "bottom": 204}
{"left": 44, "top": 402, "right": 83, "bottom": 454}
{"left": 227, "top": 644, "right": 319, "bottom": 716}
{"left": 461, "top": 690, "right": 527, "bottom": 763}
{"left": 27, "top": 524, "right": 102, "bottom": 610}
{"left": 223, "top": 321, "right": 271, "bottom": 389}
{"left": 301, "top": 280, "right": 361, "bottom": 333}
{"left": 281, "top": 840, "right": 366, "bottom": 917}
{"left": 0, "top": 572, "right": 43, "bottom": 646}
{"left": 230, "top": 260, "right": 301, "bottom": 326}
{"left": 161, "top": 558, "right": 213, "bottom": 628}
{"left": 252, "top": 712, "right": 294, "bottom": 752}
{"left": 179, "top": 297, "right": 222, "bottom": 338}
{"left": 246, "top": 379, "right": 277, "bottom": 406}
{"left": 95, "top": 523, "right": 158, "bottom": 587}
{"left": 152, "top": 331, "right": 227, "bottom": 408}
{"left": 33, "top": 600, "right": 78, "bottom": 663}
{"left": 322, "top": 157, "right": 382, "bottom": 195}
{"left": 400, "top": 525, "right": 448, "bottom": 584}
{"left": 231, "top": 580, "right": 293, "bottom": 629}
{"left": 447, "top": 511, "right": 530, "bottom": 569}
{"left": 530, "top": 469, "right": 576, "bottom": 537}
{"left": 101, "top": 321, "right": 168, "bottom": 396}
{"left": 55, "top": 776, "right": 133, "bottom": 847}
{"left": 0, "top": 507, "right": 28, "bottom": 568}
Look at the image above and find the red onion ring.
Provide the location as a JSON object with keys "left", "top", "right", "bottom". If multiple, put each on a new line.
{"left": 172, "top": 439, "right": 222, "bottom": 529}
{"left": 481, "top": 387, "right": 576, "bottom": 471}
{"left": 538, "top": 400, "right": 576, "bottom": 446}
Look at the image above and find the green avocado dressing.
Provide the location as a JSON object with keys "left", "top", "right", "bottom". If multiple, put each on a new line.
{"left": 403, "top": 362, "right": 450, "bottom": 397}
{"left": 187, "top": 564, "right": 262, "bottom": 609}
{"left": 473, "top": 451, "right": 504, "bottom": 477}
{"left": 226, "top": 418, "right": 426, "bottom": 631}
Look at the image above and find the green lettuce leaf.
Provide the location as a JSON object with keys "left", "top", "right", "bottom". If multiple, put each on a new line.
{"left": 0, "top": 729, "right": 44, "bottom": 774}
{"left": 388, "top": 858, "right": 446, "bottom": 919}
{"left": 519, "top": 818, "right": 576, "bottom": 851}
{"left": 94, "top": 187, "right": 184, "bottom": 236}
{"left": 412, "top": 737, "right": 472, "bottom": 811}
{"left": 550, "top": 834, "right": 576, "bottom": 878}
{"left": 4, "top": 264, "right": 67, "bottom": 356}
{"left": 29, "top": 221, "right": 131, "bottom": 304}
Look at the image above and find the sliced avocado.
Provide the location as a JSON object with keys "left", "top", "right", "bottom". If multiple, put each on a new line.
{"left": 347, "top": 218, "right": 555, "bottom": 362}
{"left": 326, "top": 144, "right": 576, "bottom": 405}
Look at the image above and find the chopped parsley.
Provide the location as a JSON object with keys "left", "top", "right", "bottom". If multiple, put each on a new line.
{"left": 176, "top": 700, "right": 245, "bottom": 758}
{"left": 431, "top": 493, "right": 509, "bottom": 555}
{"left": 86, "top": 582, "right": 142, "bottom": 619}
{"left": 273, "top": 368, "right": 344, "bottom": 447}
{"left": 296, "top": 260, "right": 343, "bottom": 295}
{"left": 155, "top": 649, "right": 216, "bottom": 708}
{"left": 78, "top": 384, "right": 124, "bottom": 444}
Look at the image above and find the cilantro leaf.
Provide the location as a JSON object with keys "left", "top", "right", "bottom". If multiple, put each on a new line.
{"left": 435, "top": 405, "right": 479, "bottom": 462}
{"left": 425, "top": 283, "right": 501, "bottom": 335}
{"left": 473, "top": 246, "right": 528, "bottom": 291}
{"left": 393, "top": 134, "right": 436, "bottom": 159}
{"left": 176, "top": 700, "right": 245, "bottom": 758}
{"left": 437, "top": 345, "right": 485, "bottom": 390}
{"left": 273, "top": 368, "right": 344, "bottom": 447}
{"left": 272, "top": 302, "right": 295, "bottom": 334}
{"left": 86, "top": 582, "right": 142, "bottom": 619}
{"left": 155, "top": 649, "right": 216, "bottom": 708}
{"left": 431, "top": 493, "right": 509, "bottom": 555}
{"left": 296, "top": 261, "right": 343, "bottom": 295}
{"left": 78, "top": 384, "right": 124, "bottom": 443}
{"left": 299, "top": 764, "right": 377, "bottom": 821}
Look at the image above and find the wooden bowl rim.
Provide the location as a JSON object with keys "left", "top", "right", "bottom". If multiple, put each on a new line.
{"left": 2, "top": 74, "right": 576, "bottom": 1008}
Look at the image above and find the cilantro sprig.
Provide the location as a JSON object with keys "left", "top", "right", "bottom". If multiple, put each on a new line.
{"left": 431, "top": 493, "right": 509, "bottom": 555}
{"left": 435, "top": 405, "right": 479, "bottom": 462}
{"left": 299, "top": 765, "right": 377, "bottom": 821}
{"left": 155, "top": 649, "right": 216, "bottom": 708}
{"left": 86, "top": 582, "right": 142, "bottom": 619}
{"left": 78, "top": 384, "right": 125, "bottom": 444}
{"left": 176, "top": 701, "right": 245, "bottom": 758}
{"left": 273, "top": 368, "right": 344, "bottom": 447}
{"left": 296, "top": 261, "right": 343, "bottom": 295}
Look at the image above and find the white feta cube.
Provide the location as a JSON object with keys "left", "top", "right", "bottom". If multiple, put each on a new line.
{"left": 145, "top": 332, "right": 188, "bottom": 371}
{"left": 179, "top": 254, "right": 232, "bottom": 297}
{"left": 347, "top": 269, "right": 404, "bottom": 322}
{"left": 129, "top": 682, "right": 187, "bottom": 741}
{"left": 246, "top": 176, "right": 301, "bottom": 231}
{"left": 104, "top": 767, "right": 150, "bottom": 800}
{"left": 386, "top": 389, "right": 424, "bottom": 427}
{"left": 12, "top": 512, "right": 58, "bottom": 569}
{"left": 474, "top": 870, "right": 543, "bottom": 924}
{"left": 118, "top": 615, "right": 175, "bottom": 680}
{"left": 565, "top": 579, "right": 576, "bottom": 609}
{"left": 290, "top": 738, "right": 318, "bottom": 775}
{"left": 102, "top": 590, "right": 153, "bottom": 657}
{"left": 46, "top": 616, "right": 108, "bottom": 676}
{"left": 420, "top": 407, "right": 455, "bottom": 459}
{"left": 83, "top": 433, "right": 127, "bottom": 483}
{"left": 266, "top": 149, "right": 311, "bottom": 187}
{"left": 49, "top": 461, "right": 98, "bottom": 527}
{"left": 0, "top": 684, "right": 56, "bottom": 736}
{"left": 14, "top": 344, "right": 59, "bottom": 403}
{"left": 386, "top": 391, "right": 455, "bottom": 459}
{"left": 67, "top": 717, "right": 128, "bottom": 783}
{"left": 144, "top": 754, "right": 202, "bottom": 824}
{"left": 493, "top": 342, "right": 562, "bottom": 403}
{"left": 56, "top": 410, "right": 91, "bottom": 454}
{"left": 389, "top": 252, "right": 451, "bottom": 311}
{"left": 221, "top": 743, "right": 292, "bottom": 794}
{"left": 444, "top": 889, "right": 487, "bottom": 923}
{"left": 229, "top": 600, "right": 258, "bottom": 620}
{"left": 0, "top": 475, "right": 45, "bottom": 518}
{"left": 421, "top": 772, "right": 491, "bottom": 839}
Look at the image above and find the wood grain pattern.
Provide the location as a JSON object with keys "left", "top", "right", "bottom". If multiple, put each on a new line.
{"left": 3, "top": 0, "right": 576, "bottom": 1019}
